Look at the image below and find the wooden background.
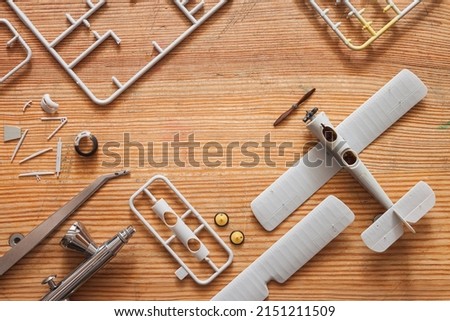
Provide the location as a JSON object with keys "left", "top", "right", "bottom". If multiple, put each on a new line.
{"left": 0, "top": 0, "right": 449, "bottom": 301}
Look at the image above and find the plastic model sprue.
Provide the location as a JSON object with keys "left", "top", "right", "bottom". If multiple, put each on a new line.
{"left": 0, "top": 19, "right": 32, "bottom": 83}
{"left": 7, "top": 0, "right": 229, "bottom": 105}
{"left": 308, "top": 0, "right": 422, "bottom": 50}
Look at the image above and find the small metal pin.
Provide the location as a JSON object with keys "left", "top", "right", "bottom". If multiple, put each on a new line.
{"left": 273, "top": 88, "right": 316, "bottom": 127}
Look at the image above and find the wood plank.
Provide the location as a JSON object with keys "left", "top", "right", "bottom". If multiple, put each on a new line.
{"left": 0, "top": 0, "right": 449, "bottom": 300}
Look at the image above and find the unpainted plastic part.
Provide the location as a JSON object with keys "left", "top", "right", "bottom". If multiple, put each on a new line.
{"left": 129, "top": 174, "right": 233, "bottom": 285}
{"left": 19, "top": 147, "right": 53, "bottom": 164}
{"left": 55, "top": 138, "right": 62, "bottom": 178}
{"left": 308, "top": 0, "right": 421, "bottom": 50}
{"left": 361, "top": 181, "right": 435, "bottom": 252}
{"left": 41, "top": 117, "right": 68, "bottom": 140}
{"left": 4, "top": 125, "right": 22, "bottom": 142}
{"left": 18, "top": 171, "right": 55, "bottom": 181}
{"left": 307, "top": 111, "right": 394, "bottom": 210}
{"left": 10, "top": 129, "right": 29, "bottom": 163}
{"left": 23, "top": 100, "right": 32, "bottom": 112}
{"left": 7, "top": 0, "right": 229, "bottom": 105}
{"left": 40, "top": 94, "right": 59, "bottom": 114}
{"left": 0, "top": 19, "right": 32, "bottom": 83}
{"left": 212, "top": 196, "right": 355, "bottom": 301}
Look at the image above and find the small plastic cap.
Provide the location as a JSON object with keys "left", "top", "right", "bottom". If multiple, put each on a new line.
{"left": 230, "top": 230, "right": 245, "bottom": 245}
{"left": 214, "top": 212, "right": 229, "bottom": 227}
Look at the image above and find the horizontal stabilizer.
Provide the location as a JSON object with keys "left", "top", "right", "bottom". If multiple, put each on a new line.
{"left": 212, "top": 196, "right": 354, "bottom": 301}
{"left": 361, "top": 181, "right": 435, "bottom": 252}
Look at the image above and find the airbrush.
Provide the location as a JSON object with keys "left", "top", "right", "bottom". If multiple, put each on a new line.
{"left": 41, "top": 222, "right": 135, "bottom": 301}
{"left": 0, "top": 170, "right": 130, "bottom": 276}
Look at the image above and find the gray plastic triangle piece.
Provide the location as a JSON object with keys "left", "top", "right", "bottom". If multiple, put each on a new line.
{"left": 4, "top": 125, "right": 22, "bottom": 142}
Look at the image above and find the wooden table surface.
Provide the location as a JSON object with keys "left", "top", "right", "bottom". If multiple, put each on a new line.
{"left": 0, "top": 0, "right": 449, "bottom": 301}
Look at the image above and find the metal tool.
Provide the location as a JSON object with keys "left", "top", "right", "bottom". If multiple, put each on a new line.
{"left": 41, "top": 222, "right": 135, "bottom": 301}
{"left": 0, "top": 170, "right": 130, "bottom": 276}
{"left": 273, "top": 88, "right": 316, "bottom": 126}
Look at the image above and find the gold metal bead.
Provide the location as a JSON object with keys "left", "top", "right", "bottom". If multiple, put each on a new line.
{"left": 230, "top": 230, "right": 245, "bottom": 245}
{"left": 214, "top": 212, "right": 229, "bottom": 227}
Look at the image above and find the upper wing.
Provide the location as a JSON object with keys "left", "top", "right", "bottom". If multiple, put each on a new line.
{"left": 212, "top": 196, "right": 355, "bottom": 301}
{"left": 251, "top": 69, "right": 428, "bottom": 231}
{"left": 337, "top": 69, "right": 428, "bottom": 153}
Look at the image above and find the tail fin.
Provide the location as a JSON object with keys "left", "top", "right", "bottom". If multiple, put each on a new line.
{"left": 361, "top": 181, "right": 435, "bottom": 252}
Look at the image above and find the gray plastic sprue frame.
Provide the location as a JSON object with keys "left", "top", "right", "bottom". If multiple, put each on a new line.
{"left": 0, "top": 18, "right": 32, "bottom": 84}
{"left": 7, "top": 0, "right": 228, "bottom": 105}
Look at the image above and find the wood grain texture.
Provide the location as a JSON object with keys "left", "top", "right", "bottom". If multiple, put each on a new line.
{"left": 0, "top": 0, "right": 449, "bottom": 301}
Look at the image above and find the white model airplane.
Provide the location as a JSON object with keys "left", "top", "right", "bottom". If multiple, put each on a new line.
{"left": 251, "top": 69, "right": 435, "bottom": 252}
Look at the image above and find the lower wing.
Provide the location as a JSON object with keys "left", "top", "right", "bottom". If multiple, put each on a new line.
{"left": 212, "top": 196, "right": 354, "bottom": 301}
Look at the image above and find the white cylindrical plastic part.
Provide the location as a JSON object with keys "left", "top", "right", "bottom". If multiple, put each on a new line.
{"left": 152, "top": 199, "right": 209, "bottom": 260}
